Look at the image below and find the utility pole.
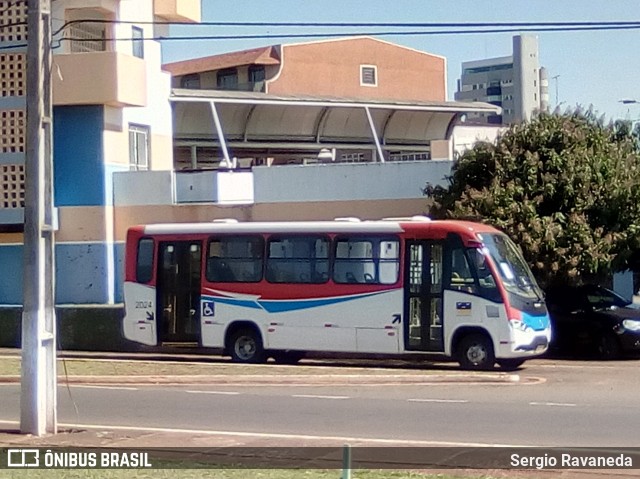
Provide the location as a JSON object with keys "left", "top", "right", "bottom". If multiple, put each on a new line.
{"left": 21, "top": 0, "right": 56, "bottom": 436}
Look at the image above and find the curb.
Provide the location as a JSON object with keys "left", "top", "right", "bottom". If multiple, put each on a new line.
{"left": 0, "top": 373, "right": 522, "bottom": 386}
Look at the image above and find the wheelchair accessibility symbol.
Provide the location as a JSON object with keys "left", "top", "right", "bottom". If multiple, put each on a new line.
{"left": 202, "top": 301, "right": 215, "bottom": 317}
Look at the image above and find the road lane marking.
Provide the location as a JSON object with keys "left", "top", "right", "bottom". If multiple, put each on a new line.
{"left": 73, "top": 385, "right": 139, "bottom": 391}
{"left": 292, "top": 394, "right": 349, "bottom": 400}
{"left": 529, "top": 401, "right": 576, "bottom": 407}
{"left": 186, "top": 390, "right": 240, "bottom": 395}
{"left": 407, "top": 398, "right": 469, "bottom": 403}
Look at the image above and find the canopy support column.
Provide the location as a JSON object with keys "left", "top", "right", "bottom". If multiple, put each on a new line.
{"left": 209, "top": 101, "right": 234, "bottom": 168}
{"left": 365, "top": 106, "right": 385, "bottom": 163}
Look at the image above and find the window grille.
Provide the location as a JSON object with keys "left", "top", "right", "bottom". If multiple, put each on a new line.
{"left": 68, "top": 22, "right": 107, "bottom": 53}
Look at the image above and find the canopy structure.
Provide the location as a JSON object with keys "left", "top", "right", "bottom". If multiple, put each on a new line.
{"left": 170, "top": 88, "right": 501, "bottom": 167}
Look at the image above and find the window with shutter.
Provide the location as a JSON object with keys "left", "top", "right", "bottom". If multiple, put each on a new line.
{"left": 360, "top": 65, "right": 377, "bottom": 86}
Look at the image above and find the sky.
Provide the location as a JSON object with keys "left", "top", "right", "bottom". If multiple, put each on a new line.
{"left": 161, "top": 0, "right": 640, "bottom": 121}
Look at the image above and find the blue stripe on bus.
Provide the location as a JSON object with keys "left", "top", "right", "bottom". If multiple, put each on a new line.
{"left": 202, "top": 291, "right": 388, "bottom": 314}
{"left": 202, "top": 296, "right": 263, "bottom": 310}
{"left": 521, "top": 311, "right": 550, "bottom": 331}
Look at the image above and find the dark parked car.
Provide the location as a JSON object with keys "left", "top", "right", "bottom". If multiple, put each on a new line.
{"left": 544, "top": 284, "right": 640, "bottom": 359}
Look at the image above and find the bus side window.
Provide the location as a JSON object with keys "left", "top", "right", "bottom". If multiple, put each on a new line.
{"left": 207, "top": 236, "right": 263, "bottom": 283}
{"left": 473, "top": 250, "right": 497, "bottom": 288}
{"left": 266, "top": 236, "right": 329, "bottom": 284}
{"left": 333, "top": 237, "right": 399, "bottom": 285}
{"left": 472, "top": 250, "right": 502, "bottom": 302}
{"left": 136, "top": 238, "right": 154, "bottom": 283}
{"left": 449, "top": 248, "right": 476, "bottom": 294}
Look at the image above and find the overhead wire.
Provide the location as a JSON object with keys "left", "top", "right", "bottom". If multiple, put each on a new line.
{"left": 52, "top": 18, "right": 640, "bottom": 30}
{"left": 4, "top": 18, "right": 640, "bottom": 50}
{"left": 55, "top": 24, "right": 640, "bottom": 44}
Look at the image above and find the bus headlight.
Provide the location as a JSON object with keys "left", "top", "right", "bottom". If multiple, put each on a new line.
{"left": 509, "top": 320, "right": 531, "bottom": 333}
{"left": 622, "top": 319, "right": 640, "bottom": 332}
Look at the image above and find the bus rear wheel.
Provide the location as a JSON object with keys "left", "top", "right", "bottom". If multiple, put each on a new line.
{"left": 229, "top": 328, "right": 266, "bottom": 364}
{"left": 457, "top": 334, "right": 495, "bottom": 370}
{"left": 271, "top": 350, "right": 305, "bottom": 365}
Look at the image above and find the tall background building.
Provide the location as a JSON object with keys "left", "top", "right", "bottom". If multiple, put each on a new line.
{"left": 454, "top": 35, "right": 549, "bottom": 124}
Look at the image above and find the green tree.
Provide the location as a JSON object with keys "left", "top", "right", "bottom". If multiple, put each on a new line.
{"left": 425, "top": 110, "right": 640, "bottom": 287}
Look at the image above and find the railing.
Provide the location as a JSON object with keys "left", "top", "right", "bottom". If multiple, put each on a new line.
{"left": 67, "top": 23, "right": 107, "bottom": 53}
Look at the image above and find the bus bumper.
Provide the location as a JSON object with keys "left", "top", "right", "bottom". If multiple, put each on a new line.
{"left": 514, "top": 336, "right": 549, "bottom": 353}
{"left": 497, "top": 331, "right": 551, "bottom": 358}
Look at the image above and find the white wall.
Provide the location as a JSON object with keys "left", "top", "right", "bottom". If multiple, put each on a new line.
{"left": 253, "top": 161, "right": 452, "bottom": 203}
{"left": 452, "top": 124, "right": 504, "bottom": 158}
{"left": 114, "top": 160, "right": 453, "bottom": 206}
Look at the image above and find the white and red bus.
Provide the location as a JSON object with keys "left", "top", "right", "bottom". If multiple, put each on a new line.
{"left": 122, "top": 217, "right": 550, "bottom": 370}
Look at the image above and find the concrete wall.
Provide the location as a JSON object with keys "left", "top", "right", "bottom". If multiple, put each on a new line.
{"left": 114, "top": 171, "right": 176, "bottom": 206}
{"left": 115, "top": 161, "right": 451, "bottom": 206}
{"left": 174, "top": 170, "right": 254, "bottom": 204}
{"left": 252, "top": 160, "right": 451, "bottom": 203}
{"left": 0, "top": 242, "right": 124, "bottom": 304}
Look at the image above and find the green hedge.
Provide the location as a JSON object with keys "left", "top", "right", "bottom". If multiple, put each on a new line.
{"left": 0, "top": 306, "right": 140, "bottom": 352}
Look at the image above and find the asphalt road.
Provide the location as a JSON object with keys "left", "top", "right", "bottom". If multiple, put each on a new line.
{"left": 1, "top": 358, "right": 639, "bottom": 447}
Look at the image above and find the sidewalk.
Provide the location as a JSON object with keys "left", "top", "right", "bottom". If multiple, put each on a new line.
{"left": 0, "top": 347, "right": 525, "bottom": 386}
{"left": 1, "top": 428, "right": 635, "bottom": 479}
{"left": 0, "top": 350, "right": 632, "bottom": 478}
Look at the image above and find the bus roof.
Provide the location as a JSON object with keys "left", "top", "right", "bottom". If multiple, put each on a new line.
{"left": 131, "top": 218, "right": 502, "bottom": 238}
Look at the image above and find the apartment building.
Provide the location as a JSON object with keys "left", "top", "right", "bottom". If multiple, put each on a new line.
{"left": 0, "top": 0, "right": 201, "bottom": 305}
{"left": 454, "top": 35, "right": 549, "bottom": 124}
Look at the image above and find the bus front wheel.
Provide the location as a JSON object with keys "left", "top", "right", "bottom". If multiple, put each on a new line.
{"left": 496, "top": 358, "right": 525, "bottom": 371}
{"left": 229, "top": 328, "right": 266, "bottom": 364}
{"left": 457, "top": 334, "right": 495, "bottom": 370}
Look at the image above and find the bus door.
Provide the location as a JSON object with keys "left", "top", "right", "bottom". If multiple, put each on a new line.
{"left": 404, "top": 240, "right": 444, "bottom": 352}
{"left": 157, "top": 241, "right": 202, "bottom": 344}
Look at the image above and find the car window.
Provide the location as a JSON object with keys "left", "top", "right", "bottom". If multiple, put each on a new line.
{"left": 582, "top": 286, "right": 629, "bottom": 308}
{"left": 546, "top": 285, "right": 630, "bottom": 313}
{"left": 545, "top": 287, "right": 586, "bottom": 313}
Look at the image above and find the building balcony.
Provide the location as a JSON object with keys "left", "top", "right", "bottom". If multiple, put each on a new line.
{"left": 0, "top": 207, "right": 23, "bottom": 227}
{"left": 58, "top": 0, "right": 118, "bottom": 14}
{"left": 154, "top": 0, "right": 201, "bottom": 23}
{"left": 53, "top": 52, "right": 147, "bottom": 108}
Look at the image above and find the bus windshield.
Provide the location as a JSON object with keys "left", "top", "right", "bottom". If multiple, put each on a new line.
{"left": 477, "top": 233, "right": 542, "bottom": 300}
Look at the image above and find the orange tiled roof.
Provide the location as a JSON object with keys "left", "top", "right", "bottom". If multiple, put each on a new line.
{"left": 163, "top": 45, "right": 281, "bottom": 76}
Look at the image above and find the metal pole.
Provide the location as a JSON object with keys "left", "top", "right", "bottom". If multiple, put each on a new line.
{"left": 341, "top": 444, "right": 352, "bottom": 479}
{"left": 209, "top": 101, "right": 232, "bottom": 168}
{"left": 21, "top": 0, "right": 56, "bottom": 436}
{"left": 364, "top": 106, "right": 385, "bottom": 163}
{"left": 190, "top": 145, "right": 198, "bottom": 169}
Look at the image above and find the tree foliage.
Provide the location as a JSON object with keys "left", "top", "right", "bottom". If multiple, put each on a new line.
{"left": 425, "top": 110, "right": 640, "bottom": 287}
